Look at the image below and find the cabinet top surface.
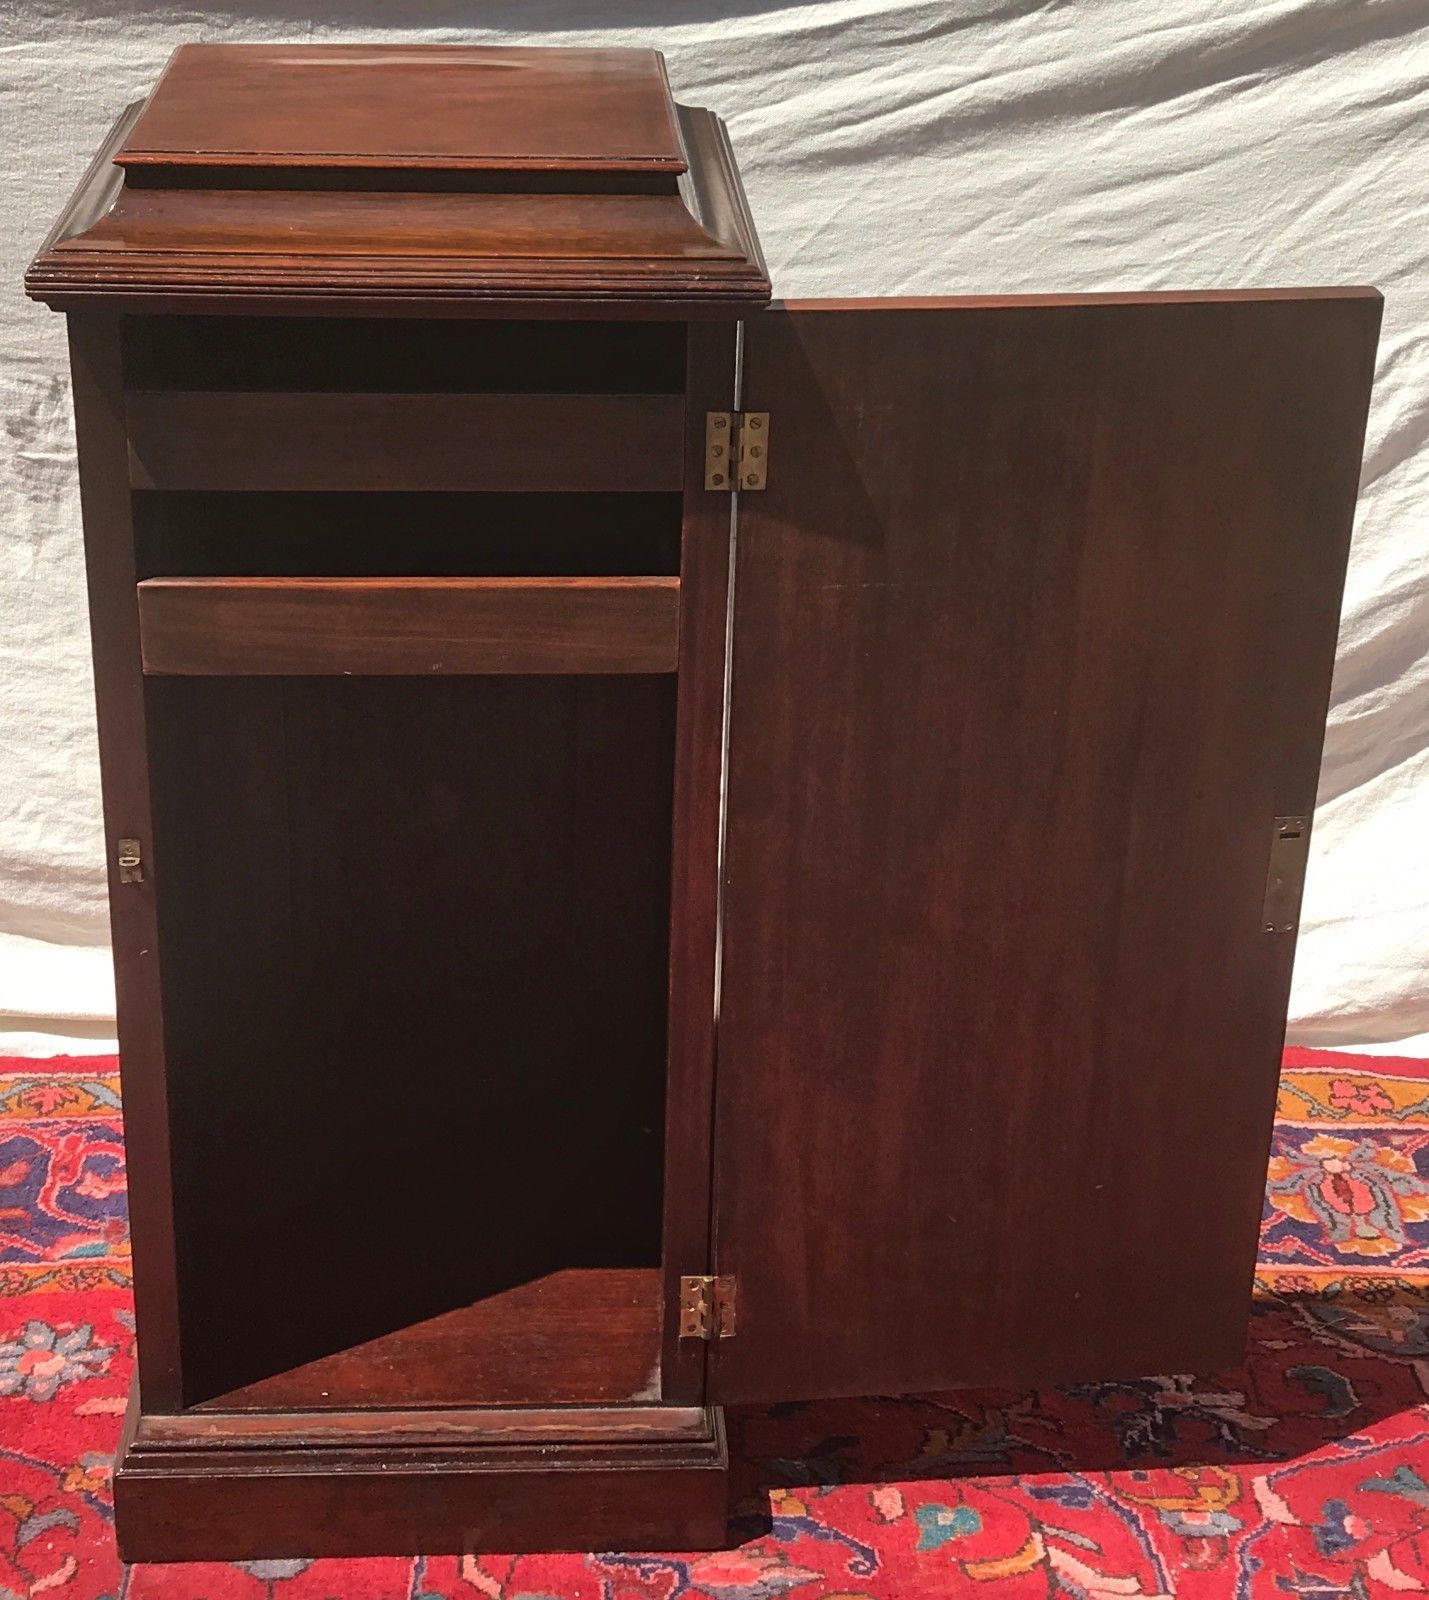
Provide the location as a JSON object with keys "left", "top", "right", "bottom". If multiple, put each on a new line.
{"left": 118, "top": 44, "right": 688, "bottom": 175}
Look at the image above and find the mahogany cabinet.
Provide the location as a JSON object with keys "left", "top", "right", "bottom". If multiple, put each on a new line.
{"left": 26, "top": 43, "right": 1381, "bottom": 1562}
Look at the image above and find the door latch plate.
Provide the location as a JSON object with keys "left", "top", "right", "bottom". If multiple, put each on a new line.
{"left": 1262, "top": 815, "right": 1310, "bottom": 933}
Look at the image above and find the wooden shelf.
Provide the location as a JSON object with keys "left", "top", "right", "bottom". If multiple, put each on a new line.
{"left": 126, "top": 391, "right": 685, "bottom": 493}
{"left": 193, "top": 1268, "right": 662, "bottom": 1413}
{"left": 137, "top": 575, "right": 680, "bottom": 675}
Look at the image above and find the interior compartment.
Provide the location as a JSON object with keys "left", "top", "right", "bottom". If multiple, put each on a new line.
{"left": 124, "top": 316, "right": 686, "bottom": 394}
{"left": 146, "top": 672, "right": 675, "bottom": 1409}
{"left": 135, "top": 492, "right": 682, "bottom": 578}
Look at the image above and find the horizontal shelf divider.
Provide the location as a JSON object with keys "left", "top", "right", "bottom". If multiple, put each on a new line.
{"left": 137, "top": 576, "right": 681, "bottom": 676}
{"left": 126, "top": 391, "right": 685, "bottom": 493}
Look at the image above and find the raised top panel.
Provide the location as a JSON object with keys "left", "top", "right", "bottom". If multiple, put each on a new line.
{"left": 117, "top": 44, "right": 687, "bottom": 177}
{"left": 25, "top": 44, "right": 769, "bottom": 316}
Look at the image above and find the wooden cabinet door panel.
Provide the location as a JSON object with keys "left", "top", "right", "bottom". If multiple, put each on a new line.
{"left": 708, "top": 292, "right": 1380, "bottom": 1404}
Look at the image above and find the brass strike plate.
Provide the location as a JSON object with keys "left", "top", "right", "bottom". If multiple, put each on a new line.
{"left": 117, "top": 838, "right": 143, "bottom": 885}
{"left": 704, "top": 412, "right": 734, "bottom": 490}
{"left": 1262, "top": 815, "right": 1310, "bottom": 934}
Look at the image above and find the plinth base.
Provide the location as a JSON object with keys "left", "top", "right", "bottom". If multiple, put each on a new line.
{"left": 114, "top": 1384, "right": 729, "bottom": 1562}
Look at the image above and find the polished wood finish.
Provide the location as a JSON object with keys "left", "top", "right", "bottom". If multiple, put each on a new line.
{"left": 660, "top": 323, "right": 737, "bottom": 1402}
{"left": 137, "top": 576, "right": 681, "bottom": 675}
{"left": 35, "top": 42, "right": 1382, "bottom": 1565}
{"left": 119, "top": 45, "right": 687, "bottom": 175}
{"left": 200, "top": 1269, "right": 662, "bottom": 1412}
{"left": 67, "top": 316, "right": 184, "bottom": 1410}
{"left": 138, "top": 1400, "right": 710, "bottom": 1448}
{"left": 76, "top": 188, "right": 735, "bottom": 260}
{"left": 710, "top": 293, "right": 1381, "bottom": 1404}
{"left": 115, "top": 1386, "right": 728, "bottom": 1562}
{"left": 40, "top": 48, "right": 755, "bottom": 1559}
{"left": 24, "top": 50, "right": 769, "bottom": 316}
{"left": 127, "top": 392, "right": 685, "bottom": 492}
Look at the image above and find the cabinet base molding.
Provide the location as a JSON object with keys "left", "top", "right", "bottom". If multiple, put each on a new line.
{"left": 114, "top": 1386, "right": 730, "bottom": 1562}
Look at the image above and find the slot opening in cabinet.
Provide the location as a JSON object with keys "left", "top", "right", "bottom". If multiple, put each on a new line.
{"left": 124, "top": 316, "right": 686, "bottom": 395}
{"left": 134, "top": 492, "right": 683, "bottom": 579}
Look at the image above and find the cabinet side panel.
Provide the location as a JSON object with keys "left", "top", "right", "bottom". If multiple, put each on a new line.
{"left": 712, "top": 293, "right": 1381, "bottom": 1403}
{"left": 660, "top": 323, "right": 736, "bottom": 1400}
{"left": 66, "top": 314, "right": 183, "bottom": 1408}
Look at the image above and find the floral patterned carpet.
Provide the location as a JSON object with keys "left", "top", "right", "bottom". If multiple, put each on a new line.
{"left": 6, "top": 1047, "right": 1429, "bottom": 1599}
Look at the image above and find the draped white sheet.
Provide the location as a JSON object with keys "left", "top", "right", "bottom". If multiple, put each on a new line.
{"left": 2, "top": 1, "right": 1426, "bottom": 1053}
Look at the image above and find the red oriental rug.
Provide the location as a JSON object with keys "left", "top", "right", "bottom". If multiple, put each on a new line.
{"left": 5, "top": 1046, "right": 1429, "bottom": 1598}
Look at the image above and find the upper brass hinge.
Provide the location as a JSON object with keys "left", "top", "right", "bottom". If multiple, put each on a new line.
{"left": 1262, "top": 815, "right": 1310, "bottom": 933}
{"left": 678, "top": 1273, "right": 737, "bottom": 1339}
{"left": 116, "top": 838, "right": 143, "bottom": 885}
{"left": 705, "top": 412, "right": 769, "bottom": 492}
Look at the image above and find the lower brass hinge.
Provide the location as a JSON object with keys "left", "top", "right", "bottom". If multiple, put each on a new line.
{"left": 705, "top": 412, "right": 769, "bottom": 492}
{"left": 678, "top": 1273, "right": 737, "bottom": 1339}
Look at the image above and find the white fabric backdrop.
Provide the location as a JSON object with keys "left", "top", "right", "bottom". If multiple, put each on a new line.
{"left": 2, "top": 1, "right": 1426, "bottom": 1054}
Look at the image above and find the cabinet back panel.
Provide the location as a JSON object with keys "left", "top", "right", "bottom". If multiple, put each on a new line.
{"left": 146, "top": 673, "right": 674, "bottom": 1406}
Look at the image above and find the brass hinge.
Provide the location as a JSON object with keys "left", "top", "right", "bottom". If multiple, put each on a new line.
{"left": 116, "top": 838, "right": 143, "bottom": 885}
{"left": 1262, "top": 815, "right": 1310, "bottom": 933}
{"left": 705, "top": 412, "right": 769, "bottom": 492}
{"left": 678, "top": 1273, "right": 737, "bottom": 1339}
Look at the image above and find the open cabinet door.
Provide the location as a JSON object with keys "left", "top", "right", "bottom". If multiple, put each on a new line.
{"left": 708, "top": 292, "right": 1380, "bottom": 1405}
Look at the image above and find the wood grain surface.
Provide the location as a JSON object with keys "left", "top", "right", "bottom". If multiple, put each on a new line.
{"left": 66, "top": 315, "right": 186, "bottom": 1411}
{"left": 660, "top": 323, "right": 738, "bottom": 1401}
{"left": 201, "top": 1269, "right": 662, "bottom": 1411}
{"left": 137, "top": 576, "right": 681, "bottom": 675}
{"left": 710, "top": 291, "right": 1381, "bottom": 1403}
{"left": 126, "top": 391, "right": 685, "bottom": 493}
{"left": 118, "top": 45, "right": 687, "bottom": 175}
{"left": 115, "top": 1384, "right": 728, "bottom": 1561}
